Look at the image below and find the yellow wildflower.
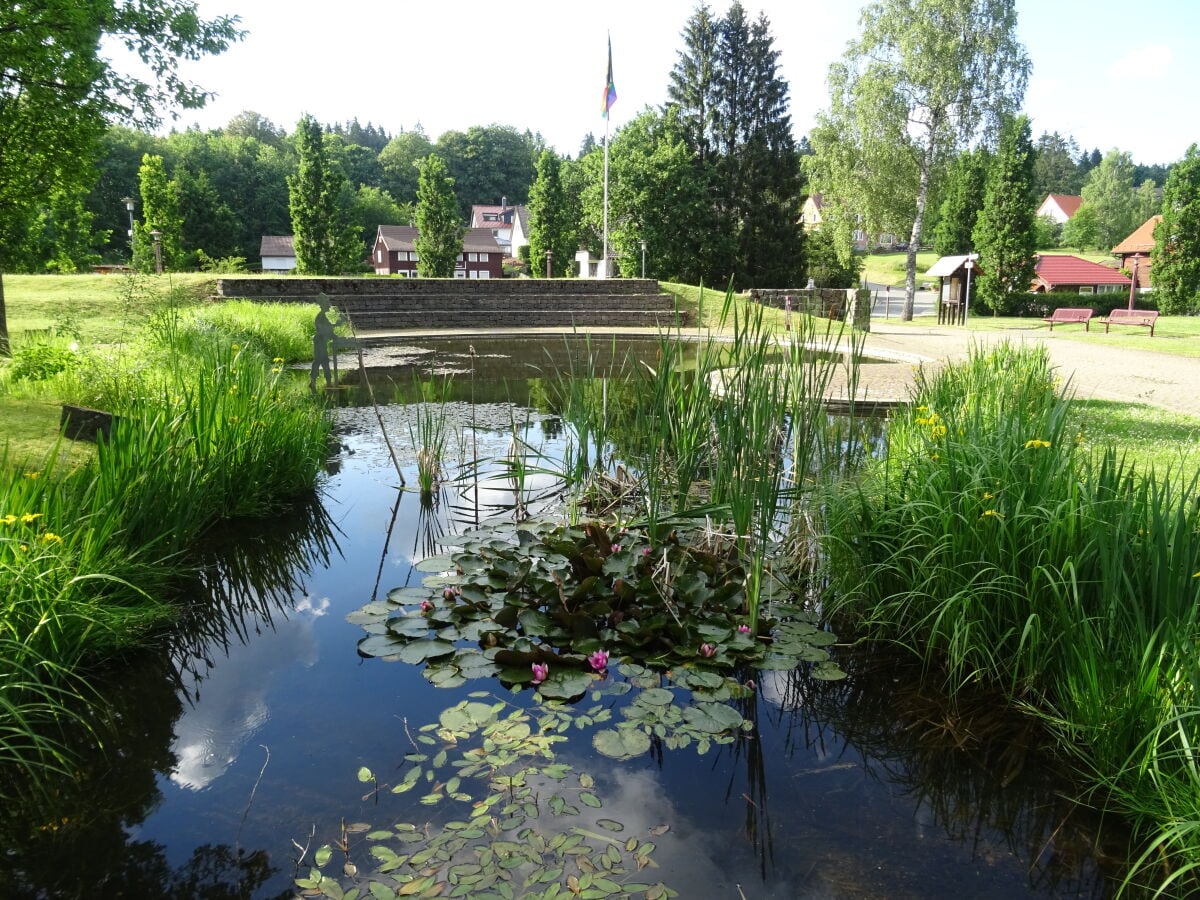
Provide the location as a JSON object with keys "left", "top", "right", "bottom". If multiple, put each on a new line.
{"left": 40, "top": 532, "right": 62, "bottom": 544}
{"left": 981, "top": 509, "right": 1005, "bottom": 519}
{"left": 272, "top": 357, "right": 284, "bottom": 363}
{"left": 1, "top": 514, "right": 17, "bottom": 525}
{"left": 931, "top": 424, "right": 948, "bottom": 439}
{"left": 21, "top": 513, "right": 42, "bottom": 523}
{"left": 231, "top": 344, "right": 241, "bottom": 351}
{"left": 982, "top": 491, "right": 994, "bottom": 500}
{"left": 1024, "top": 439, "right": 1051, "bottom": 449}
{"left": 24, "top": 472, "right": 40, "bottom": 479}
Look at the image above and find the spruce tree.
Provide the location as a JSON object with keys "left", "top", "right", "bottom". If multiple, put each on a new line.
{"left": 972, "top": 114, "right": 1038, "bottom": 313}
{"left": 414, "top": 154, "right": 463, "bottom": 278}
{"left": 933, "top": 148, "right": 990, "bottom": 256}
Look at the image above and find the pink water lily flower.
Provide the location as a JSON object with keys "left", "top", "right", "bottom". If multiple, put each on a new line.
{"left": 611, "top": 543, "right": 621, "bottom": 553}
{"left": 419, "top": 599, "right": 434, "bottom": 613}
{"left": 700, "top": 643, "right": 717, "bottom": 658}
{"left": 737, "top": 624, "right": 751, "bottom": 634}
{"left": 531, "top": 662, "right": 549, "bottom": 685}
{"left": 588, "top": 650, "right": 609, "bottom": 672}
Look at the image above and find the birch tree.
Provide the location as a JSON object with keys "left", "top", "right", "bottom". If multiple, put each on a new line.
{"left": 806, "top": 0, "right": 1030, "bottom": 318}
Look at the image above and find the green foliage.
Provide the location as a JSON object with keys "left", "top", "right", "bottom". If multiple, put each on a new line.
{"left": 973, "top": 115, "right": 1038, "bottom": 312}
{"left": 436, "top": 124, "right": 540, "bottom": 220}
{"left": 805, "top": 228, "right": 862, "bottom": 289}
{"left": 1060, "top": 203, "right": 1102, "bottom": 250}
{"left": 1080, "top": 149, "right": 1142, "bottom": 250}
{"left": 414, "top": 154, "right": 464, "bottom": 278}
{"left": 933, "top": 147, "right": 990, "bottom": 256}
{"left": 378, "top": 130, "right": 433, "bottom": 206}
{"left": 194, "top": 250, "right": 248, "bottom": 274}
{"left": 288, "top": 115, "right": 362, "bottom": 275}
{"left": 134, "top": 153, "right": 184, "bottom": 272}
{"left": 7, "top": 341, "right": 80, "bottom": 382}
{"left": 1033, "top": 131, "right": 1084, "bottom": 197}
{"left": 527, "top": 151, "right": 573, "bottom": 279}
{"left": 1152, "top": 143, "right": 1200, "bottom": 315}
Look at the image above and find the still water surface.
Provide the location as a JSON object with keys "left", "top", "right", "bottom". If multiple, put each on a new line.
{"left": 9, "top": 337, "right": 1119, "bottom": 898}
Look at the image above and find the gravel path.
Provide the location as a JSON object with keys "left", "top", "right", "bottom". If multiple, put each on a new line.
{"left": 841, "top": 322, "right": 1200, "bottom": 418}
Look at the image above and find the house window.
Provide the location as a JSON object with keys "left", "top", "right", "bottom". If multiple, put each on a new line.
{"left": 477, "top": 270, "right": 490, "bottom": 279}
{"left": 375, "top": 249, "right": 382, "bottom": 263}
{"left": 454, "top": 269, "right": 466, "bottom": 279}
{"left": 456, "top": 253, "right": 464, "bottom": 262}
{"left": 468, "top": 252, "right": 479, "bottom": 262}
{"left": 1078, "top": 286, "right": 1094, "bottom": 295}
{"left": 1097, "top": 284, "right": 1122, "bottom": 294}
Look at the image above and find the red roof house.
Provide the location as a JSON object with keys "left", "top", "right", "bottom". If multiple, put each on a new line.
{"left": 372, "top": 225, "right": 504, "bottom": 278}
{"left": 1112, "top": 215, "right": 1161, "bottom": 288}
{"left": 1031, "top": 254, "right": 1131, "bottom": 295}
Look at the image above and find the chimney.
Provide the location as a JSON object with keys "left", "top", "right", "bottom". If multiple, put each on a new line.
{"left": 501, "top": 196, "right": 507, "bottom": 210}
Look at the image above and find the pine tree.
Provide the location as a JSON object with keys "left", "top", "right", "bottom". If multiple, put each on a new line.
{"left": 1151, "top": 143, "right": 1200, "bottom": 314}
{"left": 972, "top": 115, "right": 1038, "bottom": 313}
{"left": 414, "top": 154, "right": 463, "bottom": 278}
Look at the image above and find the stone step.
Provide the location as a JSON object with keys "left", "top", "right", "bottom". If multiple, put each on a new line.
{"left": 349, "top": 309, "right": 689, "bottom": 330}
{"left": 329, "top": 293, "right": 677, "bottom": 313}
{"left": 217, "top": 276, "right": 664, "bottom": 299}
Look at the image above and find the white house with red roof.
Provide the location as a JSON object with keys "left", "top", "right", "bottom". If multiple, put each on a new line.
{"left": 469, "top": 199, "right": 529, "bottom": 259}
{"left": 1031, "top": 254, "right": 1130, "bottom": 295}
{"left": 1036, "top": 194, "right": 1084, "bottom": 224}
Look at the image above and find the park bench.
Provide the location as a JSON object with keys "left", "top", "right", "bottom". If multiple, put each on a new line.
{"left": 1042, "top": 307, "right": 1094, "bottom": 331}
{"left": 1101, "top": 308, "right": 1160, "bottom": 336}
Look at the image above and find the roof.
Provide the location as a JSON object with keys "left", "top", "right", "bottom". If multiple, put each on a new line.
{"left": 375, "top": 225, "right": 504, "bottom": 254}
{"left": 804, "top": 192, "right": 823, "bottom": 210}
{"left": 1042, "top": 194, "right": 1083, "bottom": 217}
{"left": 260, "top": 235, "right": 294, "bottom": 256}
{"left": 924, "top": 253, "right": 979, "bottom": 277}
{"left": 470, "top": 205, "right": 515, "bottom": 227}
{"left": 1112, "top": 215, "right": 1162, "bottom": 254}
{"left": 1033, "top": 254, "right": 1131, "bottom": 290}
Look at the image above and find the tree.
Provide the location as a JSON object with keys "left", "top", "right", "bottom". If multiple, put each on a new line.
{"left": 379, "top": 130, "right": 434, "bottom": 206}
{"left": 1060, "top": 204, "right": 1101, "bottom": 250}
{"left": 1033, "top": 131, "right": 1083, "bottom": 198}
{"left": 223, "top": 110, "right": 284, "bottom": 148}
{"left": 806, "top": 0, "right": 1030, "bottom": 319}
{"left": 1151, "top": 143, "right": 1200, "bottom": 314}
{"left": 133, "top": 154, "right": 184, "bottom": 272}
{"left": 666, "top": 2, "right": 803, "bottom": 288}
{"left": 288, "top": 115, "right": 362, "bottom": 274}
{"left": 0, "top": 0, "right": 241, "bottom": 353}
{"left": 414, "top": 155, "right": 463, "bottom": 278}
{"left": 972, "top": 114, "right": 1038, "bottom": 313}
{"left": 932, "top": 148, "right": 990, "bottom": 256}
{"left": 351, "top": 186, "right": 410, "bottom": 249}
{"left": 1080, "top": 150, "right": 1140, "bottom": 250}
{"left": 527, "top": 151, "right": 573, "bottom": 278}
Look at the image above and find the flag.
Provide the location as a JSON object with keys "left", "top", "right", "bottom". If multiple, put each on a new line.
{"left": 602, "top": 35, "right": 617, "bottom": 118}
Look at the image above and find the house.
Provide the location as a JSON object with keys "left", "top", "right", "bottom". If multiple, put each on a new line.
{"left": 1036, "top": 194, "right": 1083, "bottom": 225}
{"left": 469, "top": 199, "right": 530, "bottom": 259}
{"left": 260, "top": 235, "right": 296, "bottom": 273}
{"left": 371, "top": 225, "right": 504, "bottom": 278}
{"left": 1031, "top": 254, "right": 1131, "bottom": 295}
{"left": 1112, "top": 215, "right": 1161, "bottom": 289}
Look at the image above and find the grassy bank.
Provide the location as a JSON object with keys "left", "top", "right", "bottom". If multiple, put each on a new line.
{"left": 0, "top": 278, "right": 332, "bottom": 782}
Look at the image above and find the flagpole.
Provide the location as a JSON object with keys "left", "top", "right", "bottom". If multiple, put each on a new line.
{"left": 602, "top": 116, "right": 610, "bottom": 279}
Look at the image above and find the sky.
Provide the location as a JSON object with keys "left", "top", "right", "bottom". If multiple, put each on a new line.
{"left": 157, "top": 0, "right": 1199, "bottom": 165}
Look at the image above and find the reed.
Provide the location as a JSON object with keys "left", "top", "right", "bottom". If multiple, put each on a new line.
{"left": 407, "top": 375, "right": 454, "bottom": 500}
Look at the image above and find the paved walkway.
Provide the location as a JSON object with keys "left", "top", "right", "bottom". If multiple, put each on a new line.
{"left": 845, "top": 321, "right": 1200, "bottom": 418}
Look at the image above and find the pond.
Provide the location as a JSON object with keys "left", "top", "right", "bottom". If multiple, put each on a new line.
{"left": 5, "top": 336, "right": 1124, "bottom": 898}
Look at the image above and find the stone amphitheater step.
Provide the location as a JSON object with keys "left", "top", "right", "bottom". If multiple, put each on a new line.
{"left": 215, "top": 276, "right": 689, "bottom": 329}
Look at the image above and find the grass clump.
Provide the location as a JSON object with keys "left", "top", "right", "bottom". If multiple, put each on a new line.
{"left": 825, "top": 341, "right": 1200, "bottom": 894}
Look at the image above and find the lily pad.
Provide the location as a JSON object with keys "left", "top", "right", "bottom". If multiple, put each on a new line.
{"left": 413, "top": 554, "right": 457, "bottom": 573}
{"left": 592, "top": 727, "right": 652, "bottom": 760}
{"left": 538, "top": 671, "right": 595, "bottom": 700}
{"left": 394, "top": 639, "right": 456, "bottom": 665}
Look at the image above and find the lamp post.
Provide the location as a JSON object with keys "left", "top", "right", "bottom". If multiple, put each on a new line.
{"left": 963, "top": 256, "right": 975, "bottom": 327}
{"left": 150, "top": 229, "right": 163, "bottom": 274}
{"left": 639, "top": 239, "right": 647, "bottom": 279}
{"left": 544, "top": 249, "right": 553, "bottom": 279}
{"left": 122, "top": 197, "right": 136, "bottom": 267}
{"left": 1128, "top": 256, "right": 1140, "bottom": 311}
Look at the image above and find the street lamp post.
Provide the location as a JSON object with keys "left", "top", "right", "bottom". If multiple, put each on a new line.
{"left": 150, "top": 229, "right": 163, "bottom": 274}
{"left": 545, "top": 250, "right": 553, "bottom": 279}
{"left": 963, "top": 257, "right": 975, "bottom": 327}
{"left": 639, "top": 239, "right": 646, "bottom": 279}
{"left": 122, "top": 197, "right": 136, "bottom": 268}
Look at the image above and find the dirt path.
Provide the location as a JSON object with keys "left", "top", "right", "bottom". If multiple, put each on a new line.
{"left": 844, "top": 323, "right": 1200, "bottom": 418}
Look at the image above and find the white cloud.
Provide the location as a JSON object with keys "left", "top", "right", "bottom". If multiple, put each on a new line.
{"left": 1108, "top": 44, "right": 1174, "bottom": 80}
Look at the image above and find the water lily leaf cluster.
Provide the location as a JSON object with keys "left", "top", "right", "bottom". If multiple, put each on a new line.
{"left": 295, "top": 695, "right": 678, "bottom": 899}
{"left": 352, "top": 519, "right": 845, "bottom": 694}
